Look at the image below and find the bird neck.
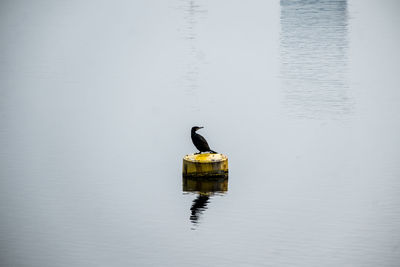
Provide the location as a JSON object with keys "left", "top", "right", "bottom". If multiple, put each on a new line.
{"left": 191, "top": 130, "right": 197, "bottom": 137}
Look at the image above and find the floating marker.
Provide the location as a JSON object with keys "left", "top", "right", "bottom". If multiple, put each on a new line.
{"left": 182, "top": 153, "right": 228, "bottom": 178}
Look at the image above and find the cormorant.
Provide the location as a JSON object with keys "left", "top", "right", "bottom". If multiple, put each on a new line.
{"left": 191, "top": 126, "right": 217, "bottom": 154}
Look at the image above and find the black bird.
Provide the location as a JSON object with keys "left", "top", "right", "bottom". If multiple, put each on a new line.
{"left": 191, "top": 126, "right": 217, "bottom": 154}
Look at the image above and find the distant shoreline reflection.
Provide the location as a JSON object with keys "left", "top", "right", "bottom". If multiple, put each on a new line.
{"left": 182, "top": 176, "right": 228, "bottom": 229}
{"left": 280, "top": 0, "right": 352, "bottom": 119}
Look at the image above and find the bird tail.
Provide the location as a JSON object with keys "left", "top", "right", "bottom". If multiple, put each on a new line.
{"left": 209, "top": 150, "right": 218, "bottom": 154}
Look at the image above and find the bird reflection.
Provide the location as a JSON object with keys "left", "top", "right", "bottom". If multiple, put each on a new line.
{"left": 183, "top": 175, "right": 228, "bottom": 229}
{"left": 190, "top": 193, "right": 210, "bottom": 224}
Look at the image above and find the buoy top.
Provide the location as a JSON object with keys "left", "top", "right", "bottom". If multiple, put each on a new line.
{"left": 184, "top": 153, "right": 227, "bottom": 163}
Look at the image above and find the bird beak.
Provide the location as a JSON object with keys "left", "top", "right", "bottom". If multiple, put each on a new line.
{"left": 198, "top": 127, "right": 204, "bottom": 129}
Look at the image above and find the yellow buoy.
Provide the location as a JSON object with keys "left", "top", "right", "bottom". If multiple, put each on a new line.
{"left": 182, "top": 153, "right": 228, "bottom": 178}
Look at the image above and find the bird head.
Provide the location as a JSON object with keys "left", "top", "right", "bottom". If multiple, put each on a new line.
{"left": 191, "top": 126, "right": 203, "bottom": 132}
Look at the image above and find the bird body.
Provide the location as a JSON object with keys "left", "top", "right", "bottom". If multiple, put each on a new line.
{"left": 191, "top": 126, "right": 217, "bottom": 154}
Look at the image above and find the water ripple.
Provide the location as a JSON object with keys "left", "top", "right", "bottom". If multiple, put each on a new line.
{"left": 280, "top": 0, "right": 353, "bottom": 119}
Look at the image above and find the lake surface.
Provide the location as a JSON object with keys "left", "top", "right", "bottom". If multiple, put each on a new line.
{"left": 1, "top": 0, "right": 399, "bottom": 266}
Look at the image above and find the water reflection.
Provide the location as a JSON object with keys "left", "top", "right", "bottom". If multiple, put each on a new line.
{"left": 183, "top": 176, "right": 228, "bottom": 228}
{"left": 177, "top": 0, "right": 208, "bottom": 110}
{"left": 181, "top": 0, "right": 207, "bottom": 41}
{"left": 190, "top": 194, "right": 210, "bottom": 224}
{"left": 280, "top": 0, "right": 352, "bottom": 118}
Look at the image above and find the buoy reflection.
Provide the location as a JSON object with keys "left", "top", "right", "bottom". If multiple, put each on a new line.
{"left": 182, "top": 175, "right": 228, "bottom": 228}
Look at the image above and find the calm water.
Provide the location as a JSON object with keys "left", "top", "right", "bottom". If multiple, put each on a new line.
{"left": 1, "top": 0, "right": 400, "bottom": 266}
